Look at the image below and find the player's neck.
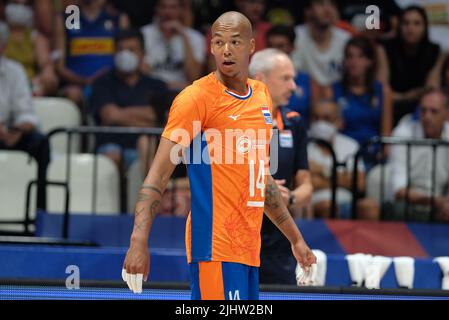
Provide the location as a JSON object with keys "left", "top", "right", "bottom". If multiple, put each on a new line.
{"left": 214, "top": 71, "right": 248, "bottom": 96}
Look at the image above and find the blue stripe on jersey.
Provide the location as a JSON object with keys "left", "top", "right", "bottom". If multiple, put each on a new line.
{"left": 189, "top": 263, "right": 202, "bottom": 300}
{"left": 222, "top": 262, "right": 251, "bottom": 300}
{"left": 187, "top": 133, "right": 213, "bottom": 261}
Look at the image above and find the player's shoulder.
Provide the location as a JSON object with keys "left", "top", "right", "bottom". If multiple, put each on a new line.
{"left": 176, "top": 73, "right": 220, "bottom": 102}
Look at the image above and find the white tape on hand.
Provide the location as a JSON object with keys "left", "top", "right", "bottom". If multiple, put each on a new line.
{"left": 125, "top": 272, "right": 133, "bottom": 291}
{"left": 296, "top": 263, "right": 318, "bottom": 286}
{"left": 121, "top": 268, "right": 144, "bottom": 294}
{"left": 136, "top": 274, "right": 144, "bottom": 294}
{"left": 309, "top": 263, "right": 318, "bottom": 285}
{"left": 130, "top": 274, "right": 137, "bottom": 293}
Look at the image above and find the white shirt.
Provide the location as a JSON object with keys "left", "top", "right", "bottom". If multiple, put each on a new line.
{"left": 308, "top": 133, "right": 364, "bottom": 175}
{"left": 0, "top": 56, "right": 38, "bottom": 127}
{"left": 292, "top": 25, "right": 350, "bottom": 86}
{"left": 308, "top": 133, "right": 362, "bottom": 205}
{"left": 140, "top": 23, "right": 206, "bottom": 84}
{"left": 389, "top": 118, "right": 449, "bottom": 197}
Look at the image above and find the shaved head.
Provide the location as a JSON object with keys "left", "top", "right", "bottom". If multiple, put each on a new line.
{"left": 212, "top": 11, "right": 253, "bottom": 40}
{"left": 210, "top": 11, "right": 255, "bottom": 90}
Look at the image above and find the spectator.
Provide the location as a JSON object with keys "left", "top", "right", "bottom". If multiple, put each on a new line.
{"left": 3, "top": 0, "right": 58, "bottom": 39}
{"left": 337, "top": 0, "right": 401, "bottom": 40}
{"left": 108, "top": 0, "right": 155, "bottom": 28}
{"left": 249, "top": 48, "right": 313, "bottom": 284}
{"left": 378, "top": 6, "right": 446, "bottom": 125}
{"left": 4, "top": 0, "right": 58, "bottom": 96}
{"left": 0, "top": 22, "right": 50, "bottom": 210}
{"left": 140, "top": 0, "right": 205, "bottom": 91}
{"left": 54, "top": 0, "right": 129, "bottom": 108}
{"left": 389, "top": 88, "right": 449, "bottom": 222}
{"left": 440, "top": 54, "right": 449, "bottom": 96}
{"left": 292, "top": 0, "right": 351, "bottom": 86}
{"left": 234, "top": 0, "right": 271, "bottom": 52}
{"left": 205, "top": 0, "right": 271, "bottom": 72}
{"left": 325, "top": 36, "right": 392, "bottom": 153}
{"left": 90, "top": 29, "right": 167, "bottom": 171}
{"left": 33, "top": 0, "right": 54, "bottom": 39}
{"left": 308, "top": 99, "right": 379, "bottom": 220}
{"left": 266, "top": 24, "right": 318, "bottom": 126}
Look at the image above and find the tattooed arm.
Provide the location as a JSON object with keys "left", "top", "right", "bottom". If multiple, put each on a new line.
{"left": 264, "top": 175, "right": 316, "bottom": 268}
{"left": 123, "top": 137, "right": 180, "bottom": 282}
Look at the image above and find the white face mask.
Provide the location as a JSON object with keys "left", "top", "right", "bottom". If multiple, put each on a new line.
{"left": 5, "top": 3, "right": 34, "bottom": 28}
{"left": 309, "top": 120, "right": 337, "bottom": 142}
{"left": 114, "top": 50, "right": 139, "bottom": 73}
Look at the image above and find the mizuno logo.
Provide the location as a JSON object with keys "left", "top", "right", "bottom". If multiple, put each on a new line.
{"left": 229, "top": 115, "right": 241, "bottom": 121}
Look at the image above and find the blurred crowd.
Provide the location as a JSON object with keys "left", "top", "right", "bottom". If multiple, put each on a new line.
{"left": 1, "top": 0, "right": 449, "bottom": 221}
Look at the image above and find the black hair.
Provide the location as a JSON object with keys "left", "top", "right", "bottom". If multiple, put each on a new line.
{"left": 342, "top": 36, "right": 377, "bottom": 107}
{"left": 266, "top": 25, "right": 296, "bottom": 45}
{"left": 115, "top": 28, "right": 145, "bottom": 50}
{"left": 441, "top": 55, "right": 449, "bottom": 90}
{"left": 398, "top": 5, "right": 430, "bottom": 45}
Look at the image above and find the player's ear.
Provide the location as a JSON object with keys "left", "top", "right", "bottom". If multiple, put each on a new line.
{"left": 210, "top": 40, "right": 215, "bottom": 55}
{"left": 249, "top": 38, "right": 255, "bottom": 55}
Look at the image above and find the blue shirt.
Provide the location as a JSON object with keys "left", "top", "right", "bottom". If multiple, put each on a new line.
{"left": 285, "top": 72, "right": 312, "bottom": 126}
{"left": 332, "top": 80, "right": 384, "bottom": 145}
{"left": 65, "top": 10, "right": 120, "bottom": 78}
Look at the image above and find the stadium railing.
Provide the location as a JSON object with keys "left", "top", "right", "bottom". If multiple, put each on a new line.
{"left": 351, "top": 136, "right": 449, "bottom": 222}
{"left": 0, "top": 126, "right": 344, "bottom": 239}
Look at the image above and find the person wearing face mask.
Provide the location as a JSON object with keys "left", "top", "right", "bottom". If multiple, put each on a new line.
{"left": 89, "top": 29, "right": 167, "bottom": 172}
{"left": 4, "top": 0, "right": 58, "bottom": 96}
{"left": 308, "top": 99, "right": 379, "bottom": 220}
{"left": 0, "top": 21, "right": 50, "bottom": 211}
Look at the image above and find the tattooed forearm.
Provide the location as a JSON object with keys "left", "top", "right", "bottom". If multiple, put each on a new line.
{"left": 149, "top": 200, "right": 160, "bottom": 219}
{"left": 134, "top": 200, "right": 160, "bottom": 231}
{"left": 137, "top": 192, "right": 150, "bottom": 202}
{"left": 134, "top": 207, "right": 147, "bottom": 231}
{"left": 141, "top": 184, "right": 162, "bottom": 196}
{"left": 274, "top": 212, "right": 290, "bottom": 226}
{"left": 134, "top": 184, "right": 162, "bottom": 231}
{"left": 265, "top": 178, "right": 281, "bottom": 210}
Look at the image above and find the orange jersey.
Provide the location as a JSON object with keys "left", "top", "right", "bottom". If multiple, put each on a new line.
{"left": 162, "top": 73, "right": 273, "bottom": 267}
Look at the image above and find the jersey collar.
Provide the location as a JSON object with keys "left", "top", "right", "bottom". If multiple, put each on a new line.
{"left": 224, "top": 85, "right": 253, "bottom": 100}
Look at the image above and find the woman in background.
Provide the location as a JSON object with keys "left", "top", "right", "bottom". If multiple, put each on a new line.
{"left": 325, "top": 36, "right": 392, "bottom": 170}
{"left": 378, "top": 6, "right": 445, "bottom": 125}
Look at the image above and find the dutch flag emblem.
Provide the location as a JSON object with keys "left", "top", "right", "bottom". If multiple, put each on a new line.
{"left": 261, "top": 106, "right": 272, "bottom": 124}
